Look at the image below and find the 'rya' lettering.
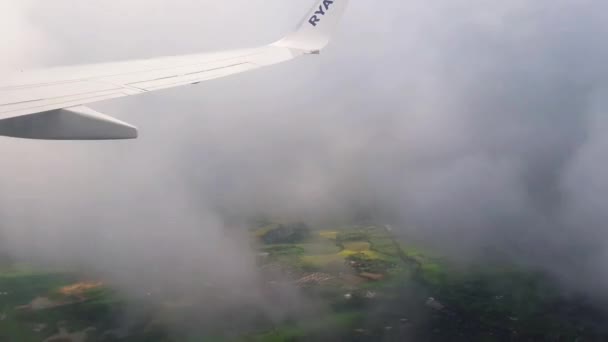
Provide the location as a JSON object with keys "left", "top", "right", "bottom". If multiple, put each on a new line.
{"left": 308, "top": 0, "right": 334, "bottom": 27}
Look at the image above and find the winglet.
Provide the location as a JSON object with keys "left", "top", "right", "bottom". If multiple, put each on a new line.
{"left": 273, "top": 0, "right": 349, "bottom": 53}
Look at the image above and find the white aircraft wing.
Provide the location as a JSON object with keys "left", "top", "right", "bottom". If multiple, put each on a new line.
{"left": 0, "top": 0, "right": 349, "bottom": 140}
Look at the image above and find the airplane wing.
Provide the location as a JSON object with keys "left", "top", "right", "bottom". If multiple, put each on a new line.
{"left": 0, "top": 0, "right": 349, "bottom": 140}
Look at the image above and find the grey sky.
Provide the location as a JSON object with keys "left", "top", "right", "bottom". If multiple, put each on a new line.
{"left": 1, "top": 0, "right": 608, "bottom": 326}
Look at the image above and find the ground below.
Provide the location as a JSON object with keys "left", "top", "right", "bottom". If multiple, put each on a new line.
{"left": 0, "top": 222, "right": 607, "bottom": 341}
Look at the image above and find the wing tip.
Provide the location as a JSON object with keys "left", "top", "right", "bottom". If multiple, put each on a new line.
{"left": 272, "top": 0, "right": 349, "bottom": 52}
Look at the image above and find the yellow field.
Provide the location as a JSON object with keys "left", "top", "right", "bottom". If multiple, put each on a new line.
{"left": 342, "top": 241, "right": 371, "bottom": 252}
{"left": 319, "top": 231, "right": 338, "bottom": 240}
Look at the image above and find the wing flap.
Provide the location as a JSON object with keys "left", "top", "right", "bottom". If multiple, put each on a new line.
{"left": 0, "top": 89, "right": 135, "bottom": 118}
{"left": 125, "top": 62, "right": 255, "bottom": 91}
{"left": 0, "top": 81, "right": 121, "bottom": 108}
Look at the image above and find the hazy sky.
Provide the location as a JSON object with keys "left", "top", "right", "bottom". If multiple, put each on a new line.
{"left": 2, "top": 0, "right": 608, "bottom": 327}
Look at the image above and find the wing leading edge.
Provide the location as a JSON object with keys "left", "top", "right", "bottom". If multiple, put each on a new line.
{"left": 0, "top": 0, "right": 349, "bottom": 140}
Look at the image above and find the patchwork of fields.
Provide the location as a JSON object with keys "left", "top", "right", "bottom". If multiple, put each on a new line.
{"left": 0, "top": 223, "right": 607, "bottom": 341}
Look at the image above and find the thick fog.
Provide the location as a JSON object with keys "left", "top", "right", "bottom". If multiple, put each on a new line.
{"left": 2, "top": 0, "right": 608, "bottom": 329}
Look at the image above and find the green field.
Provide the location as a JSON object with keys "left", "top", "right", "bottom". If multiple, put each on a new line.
{"left": 0, "top": 223, "right": 607, "bottom": 341}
